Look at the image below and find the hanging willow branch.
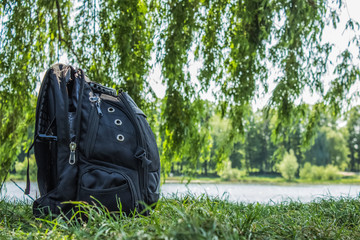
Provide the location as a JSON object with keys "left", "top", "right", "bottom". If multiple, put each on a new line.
{"left": 55, "top": 0, "right": 84, "bottom": 67}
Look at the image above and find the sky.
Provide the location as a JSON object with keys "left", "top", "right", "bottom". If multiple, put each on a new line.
{"left": 147, "top": 0, "right": 360, "bottom": 110}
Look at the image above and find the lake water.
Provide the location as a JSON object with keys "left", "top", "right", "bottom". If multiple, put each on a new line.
{"left": 1, "top": 181, "right": 360, "bottom": 204}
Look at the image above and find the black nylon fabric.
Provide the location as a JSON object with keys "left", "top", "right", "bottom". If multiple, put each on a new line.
{"left": 33, "top": 64, "right": 80, "bottom": 217}
{"left": 32, "top": 64, "right": 160, "bottom": 217}
{"left": 124, "top": 93, "right": 160, "bottom": 205}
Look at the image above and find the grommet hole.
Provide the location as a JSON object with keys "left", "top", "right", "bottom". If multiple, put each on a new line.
{"left": 108, "top": 107, "right": 115, "bottom": 113}
{"left": 117, "top": 134, "right": 124, "bottom": 142}
{"left": 114, "top": 119, "right": 122, "bottom": 126}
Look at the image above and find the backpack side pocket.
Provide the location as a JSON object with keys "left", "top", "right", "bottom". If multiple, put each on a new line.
{"left": 135, "top": 113, "right": 160, "bottom": 206}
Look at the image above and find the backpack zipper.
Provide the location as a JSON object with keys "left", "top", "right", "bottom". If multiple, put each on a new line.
{"left": 69, "top": 142, "right": 76, "bottom": 165}
{"left": 68, "top": 68, "right": 85, "bottom": 166}
{"left": 89, "top": 93, "right": 103, "bottom": 116}
{"left": 84, "top": 91, "right": 102, "bottom": 158}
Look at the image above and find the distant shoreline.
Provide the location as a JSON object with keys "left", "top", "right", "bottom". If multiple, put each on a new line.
{"left": 164, "top": 176, "right": 360, "bottom": 185}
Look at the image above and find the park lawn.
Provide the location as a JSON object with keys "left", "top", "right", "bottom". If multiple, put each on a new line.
{"left": 1, "top": 194, "right": 360, "bottom": 239}
{"left": 165, "top": 175, "right": 360, "bottom": 185}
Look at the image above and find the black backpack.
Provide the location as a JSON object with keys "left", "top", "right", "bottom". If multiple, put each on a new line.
{"left": 26, "top": 63, "right": 160, "bottom": 216}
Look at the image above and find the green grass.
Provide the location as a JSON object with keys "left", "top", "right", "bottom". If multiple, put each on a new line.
{"left": 1, "top": 194, "right": 360, "bottom": 239}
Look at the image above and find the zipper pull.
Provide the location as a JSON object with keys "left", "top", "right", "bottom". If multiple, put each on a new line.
{"left": 69, "top": 142, "right": 76, "bottom": 165}
{"left": 89, "top": 93, "right": 103, "bottom": 117}
{"left": 95, "top": 101, "right": 103, "bottom": 116}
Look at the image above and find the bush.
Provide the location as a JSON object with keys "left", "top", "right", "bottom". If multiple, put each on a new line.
{"left": 299, "top": 163, "right": 340, "bottom": 181}
{"left": 220, "top": 162, "right": 247, "bottom": 181}
{"left": 278, "top": 150, "right": 298, "bottom": 181}
{"left": 299, "top": 162, "right": 312, "bottom": 180}
{"left": 310, "top": 165, "right": 325, "bottom": 180}
{"left": 323, "top": 165, "right": 341, "bottom": 180}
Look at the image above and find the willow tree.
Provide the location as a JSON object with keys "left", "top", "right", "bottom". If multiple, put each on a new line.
{"left": 1, "top": 0, "right": 359, "bottom": 184}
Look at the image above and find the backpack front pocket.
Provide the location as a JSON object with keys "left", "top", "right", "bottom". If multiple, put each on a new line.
{"left": 78, "top": 165, "right": 136, "bottom": 214}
